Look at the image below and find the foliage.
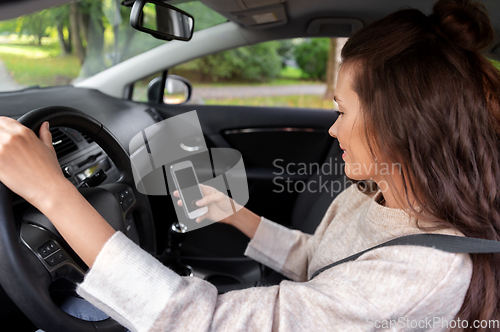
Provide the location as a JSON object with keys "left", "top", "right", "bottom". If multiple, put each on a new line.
{"left": 17, "top": 10, "right": 52, "bottom": 45}
{"left": 195, "top": 41, "right": 282, "bottom": 82}
{"left": 276, "top": 39, "right": 294, "bottom": 68}
{"left": 0, "top": 19, "right": 17, "bottom": 34}
{"left": 293, "top": 38, "right": 329, "bottom": 81}
{"left": 176, "top": 1, "right": 227, "bottom": 31}
{"left": 280, "top": 66, "right": 302, "bottom": 79}
{"left": 49, "top": 5, "right": 70, "bottom": 27}
{"left": 0, "top": 1, "right": 314, "bottom": 89}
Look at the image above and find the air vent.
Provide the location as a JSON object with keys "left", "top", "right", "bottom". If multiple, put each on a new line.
{"left": 50, "top": 128, "right": 78, "bottom": 159}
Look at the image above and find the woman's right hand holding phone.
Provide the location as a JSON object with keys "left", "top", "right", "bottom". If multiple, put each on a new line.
{"left": 173, "top": 184, "right": 261, "bottom": 239}
{"left": 174, "top": 184, "right": 235, "bottom": 224}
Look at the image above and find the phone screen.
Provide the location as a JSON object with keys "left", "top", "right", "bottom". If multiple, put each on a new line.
{"left": 174, "top": 167, "right": 203, "bottom": 213}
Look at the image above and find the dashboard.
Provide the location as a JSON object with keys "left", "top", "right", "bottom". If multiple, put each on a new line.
{"left": 0, "top": 86, "right": 158, "bottom": 148}
{"left": 1, "top": 85, "right": 168, "bottom": 247}
{"left": 2, "top": 86, "right": 159, "bottom": 204}
{"left": 50, "top": 127, "right": 118, "bottom": 187}
{"left": 0, "top": 85, "right": 171, "bottom": 329}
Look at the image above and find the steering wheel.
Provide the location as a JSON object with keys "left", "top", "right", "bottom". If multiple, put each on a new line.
{"left": 0, "top": 106, "right": 156, "bottom": 332}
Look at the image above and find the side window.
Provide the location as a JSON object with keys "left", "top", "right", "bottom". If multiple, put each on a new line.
{"left": 169, "top": 38, "right": 347, "bottom": 109}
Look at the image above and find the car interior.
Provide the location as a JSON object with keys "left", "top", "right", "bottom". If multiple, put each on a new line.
{"left": 0, "top": 0, "right": 499, "bottom": 331}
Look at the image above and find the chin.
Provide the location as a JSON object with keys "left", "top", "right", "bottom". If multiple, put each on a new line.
{"left": 343, "top": 163, "right": 366, "bottom": 180}
{"left": 345, "top": 173, "right": 370, "bottom": 181}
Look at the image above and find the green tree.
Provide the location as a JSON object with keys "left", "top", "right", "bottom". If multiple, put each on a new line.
{"left": 0, "top": 19, "right": 17, "bottom": 35}
{"left": 293, "top": 38, "right": 329, "bottom": 81}
{"left": 324, "top": 38, "right": 337, "bottom": 100}
{"left": 196, "top": 41, "right": 282, "bottom": 82}
{"left": 49, "top": 5, "right": 72, "bottom": 55}
{"left": 69, "top": 2, "right": 86, "bottom": 63}
{"left": 276, "top": 39, "right": 295, "bottom": 68}
{"left": 176, "top": 1, "right": 227, "bottom": 31}
{"left": 78, "top": 0, "right": 106, "bottom": 76}
{"left": 17, "top": 10, "right": 51, "bottom": 45}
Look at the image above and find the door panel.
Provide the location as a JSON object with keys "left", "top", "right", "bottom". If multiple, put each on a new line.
{"left": 152, "top": 104, "right": 338, "bottom": 244}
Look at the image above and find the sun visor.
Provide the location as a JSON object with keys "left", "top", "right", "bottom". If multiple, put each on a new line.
{"left": 306, "top": 18, "right": 364, "bottom": 37}
{"left": 229, "top": 2, "right": 287, "bottom": 29}
{"left": 236, "top": 0, "right": 283, "bottom": 10}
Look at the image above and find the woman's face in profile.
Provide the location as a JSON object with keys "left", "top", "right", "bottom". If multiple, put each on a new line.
{"left": 329, "top": 64, "right": 380, "bottom": 182}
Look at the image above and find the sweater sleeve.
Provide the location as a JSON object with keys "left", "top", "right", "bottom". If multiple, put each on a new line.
{"left": 243, "top": 216, "right": 313, "bottom": 281}
{"left": 244, "top": 185, "right": 357, "bottom": 281}
{"left": 77, "top": 231, "right": 472, "bottom": 332}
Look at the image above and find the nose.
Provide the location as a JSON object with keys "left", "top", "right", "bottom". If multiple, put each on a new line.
{"left": 328, "top": 119, "right": 338, "bottom": 138}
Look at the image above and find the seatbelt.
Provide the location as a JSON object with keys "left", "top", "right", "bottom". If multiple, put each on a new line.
{"left": 309, "top": 233, "right": 500, "bottom": 280}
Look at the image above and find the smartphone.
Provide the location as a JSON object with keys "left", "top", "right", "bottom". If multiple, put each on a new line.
{"left": 170, "top": 160, "right": 208, "bottom": 219}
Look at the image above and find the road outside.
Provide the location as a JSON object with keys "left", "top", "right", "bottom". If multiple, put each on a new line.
{"left": 0, "top": 58, "right": 23, "bottom": 92}
{"left": 191, "top": 84, "right": 326, "bottom": 102}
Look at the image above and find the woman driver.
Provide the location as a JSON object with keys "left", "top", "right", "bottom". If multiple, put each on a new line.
{"left": 3, "top": 0, "right": 500, "bottom": 330}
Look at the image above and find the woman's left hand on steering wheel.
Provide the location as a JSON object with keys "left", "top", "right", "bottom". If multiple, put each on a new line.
{"left": 0, "top": 116, "right": 115, "bottom": 267}
{"left": 0, "top": 117, "right": 67, "bottom": 211}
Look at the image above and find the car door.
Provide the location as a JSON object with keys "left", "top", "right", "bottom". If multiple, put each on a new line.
{"left": 145, "top": 100, "right": 344, "bottom": 290}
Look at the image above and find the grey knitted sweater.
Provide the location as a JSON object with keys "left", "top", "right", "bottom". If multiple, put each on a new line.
{"left": 77, "top": 185, "right": 472, "bottom": 331}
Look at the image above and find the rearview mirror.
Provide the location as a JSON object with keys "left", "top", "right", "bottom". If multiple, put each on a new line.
{"left": 130, "top": 0, "right": 194, "bottom": 41}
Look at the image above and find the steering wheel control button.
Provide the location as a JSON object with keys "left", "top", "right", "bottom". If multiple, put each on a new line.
{"left": 38, "top": 241, "right": 59, "bottom": 258}
{"left": 118, "top": 187, "right": 135, "bottom": 211}
{"left": 121, "top": 195, "right": 135, "bottom": 211}
{"left": 118, "top": 188, "right": 131, "bottom": 201}
{"left": 45, "top": 252, "right": 67, "bottom": 267}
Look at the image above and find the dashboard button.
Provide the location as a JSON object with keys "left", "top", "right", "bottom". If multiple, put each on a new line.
{"left": 45, "top": 252, "right": 67, "bottom": 267}
{"left": 118, "top": 188, "right": 131, "bottom": 202}
{"left": 121, "top": 196, "right": 134, "bottom": 211}
{"left": 38, "top": 241, "right": 59, "bottom": 258}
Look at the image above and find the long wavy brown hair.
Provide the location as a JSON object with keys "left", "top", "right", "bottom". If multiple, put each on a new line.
{"left": 341, "top": 0, "right": 500, "bottom": 330}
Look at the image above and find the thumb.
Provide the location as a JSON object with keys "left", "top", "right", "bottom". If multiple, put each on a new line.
{"left": 39, "top": 122, "right": 53, "bottom": 150}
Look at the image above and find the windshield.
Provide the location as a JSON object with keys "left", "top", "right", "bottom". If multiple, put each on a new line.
{"left": 0, "top": 0, "right": 227, "bottom": 92}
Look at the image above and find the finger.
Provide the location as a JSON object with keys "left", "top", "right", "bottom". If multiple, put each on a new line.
{"left": 39, "top": 122, "right": 53, "bottom": 150}
{"left": 195, "top": 213, "right": 207, "bottom": 223}
{"left": 173, "top": 190, "right": 179, "bottom": 197}
{"left": 198, "top": 184, "right": 209, "bottom": 196}
{"left": 177, "top": 199, "right": 183, "bottom": 207}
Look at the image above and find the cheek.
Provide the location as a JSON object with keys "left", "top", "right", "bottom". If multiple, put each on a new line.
{"left": 344, "top": 132, "right": 379, "bottom": 179}
{"left": 353, "top": 139, "right": 373, "bottom": 163}
{"left": 343, "top": 124, "right": 367, "bottom": 159}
